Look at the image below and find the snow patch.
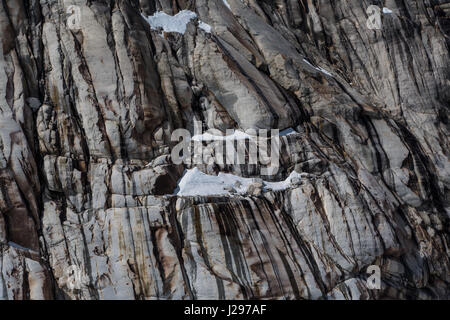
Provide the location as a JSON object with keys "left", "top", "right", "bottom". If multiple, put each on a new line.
{"left": 175, "top": 167, "right": 302, "bottom": 196}
{"left": 144, "top": 10, "right": 196, "bottom": 34}
{"left": 144, "top": 10, "right": 211, "bottom": 34}
{"left": 264, "top": 171, "right": 302, "bottom": 191}
{"left": 192, "top": 130, "right": 255, "bottom": 142}
{"left": 199, "top": 21, "right": 212, "bottom": 33}
{"left": 192, "top": 128, "right": 298, "bottom": 141}
{"left": 316, "top": 66, "right": 333, "bottom": 77}
{"left": 7, "top": 241, "right": 38, "bottom": 254}
{"left": 222, "top": 0, "right": 232, "bottom": 10}
{"left": 303, "top": 58, "right": 333, "bottom": 77}
{"left": 280, "top": 128, "right": 298, "bottom": 136}
{"left": 383, "top": 7, "right": 393, "bottom": 14}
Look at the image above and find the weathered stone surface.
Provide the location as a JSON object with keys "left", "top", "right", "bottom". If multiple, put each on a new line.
{"left": 0, "top": 0, "right": 448, "bottom": 300}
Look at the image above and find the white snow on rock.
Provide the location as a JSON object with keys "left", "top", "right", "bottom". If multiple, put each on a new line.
{"left": 199, "top": 21, "right": 212, "bottom": 33}
{"left": 383, "top": 7, "right": 393, "bottom": 14}
{"left": 222, "top": 0, "right": 232, "bottom": 10}
{"left": 316, "top": 66, "right": 333, "bottom": 77}
{"left": 7, "top": 241, "right": 39, "bottom": 254}
{"left": 264, "top": 171, "right": 302, "bottom": 191}
{"left": 192, "top": 128, "right": 298, "bottom": 141}
{"left": 144, "top": 10, "right": 195, "bottom": 34}
{"left": 303, "top": 58, "right": 333, "bottom": 77}
{"left": 175, "top": 167, "right": 302, "bottom": 196}
{"left": 192, "top": 130, "right": 255, "bottom": 141}
{"left": 144, "top": 10, "right": 211, "bottom": 34}
{"left": 280, "top": 128, "right": 298, "bottom": 136}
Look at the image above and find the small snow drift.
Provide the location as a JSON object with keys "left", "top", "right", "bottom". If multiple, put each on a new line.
{"left": 175, "top": 167, "right": 302, "bottom": 196}
{"left": 144, "top": 10, "right": 211, "bottom": 34}
{"left": 191, "top": 130, "right": 255, "bottom": 142}
{"left": 303, "top": 59, "right": 333, "bottom": 77}
{"left": 222, "top": 0, "right": 232, "bottom": 10}
{"left": 383, "top": 8, "right": 393, "bottom": 14}
{"left": 280, "top": 128, "right": 298, "bottom": 136}
{"left": 198, "top": 21, "right": 212, "bottom": 33}
{"left": 192, "top": 128, "right": 298, "bottom": 141}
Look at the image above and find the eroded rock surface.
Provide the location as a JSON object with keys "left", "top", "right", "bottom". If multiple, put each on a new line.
{"left": 0, "top": 0, "right": 449, "bottom": 299}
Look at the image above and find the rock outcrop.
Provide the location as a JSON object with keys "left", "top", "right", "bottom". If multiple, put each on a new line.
{"left": 0, "top": 0, "right": 448, "bottom": 299}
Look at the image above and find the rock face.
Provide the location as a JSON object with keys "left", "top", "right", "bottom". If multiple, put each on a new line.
{"left": 0, "top": 0, "right": 449, "bottom": 300}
